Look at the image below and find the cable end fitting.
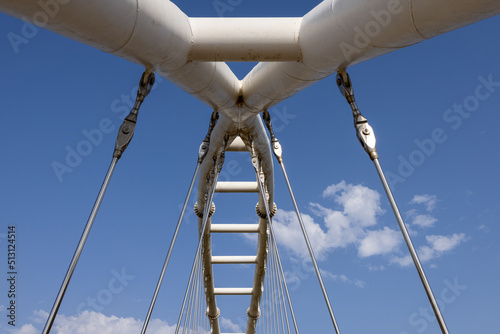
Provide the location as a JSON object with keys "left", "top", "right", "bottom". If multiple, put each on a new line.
{"left": 113, "top": 113, "right": 137, "bottom": 159}
{"left": 336, "top": 71, "right": 355, "bottom": 104}
{"left": 355, "top": 116, "right": 378, "bottom": 160}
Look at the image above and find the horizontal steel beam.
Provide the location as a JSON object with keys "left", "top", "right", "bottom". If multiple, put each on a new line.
{"left": 211, "top": 224, "right": 260, "bottom": 233}
{"left": 189, "top": 18, "right": 302, "bottom": 62}
{"left": 211, "top": 256, "right": 258, "bottom": 264}
{"left": 215, "top": 182, "right": 259, "bottom": 193}
{"left": 214, "top": 288, "right": 254, "bottom": 295}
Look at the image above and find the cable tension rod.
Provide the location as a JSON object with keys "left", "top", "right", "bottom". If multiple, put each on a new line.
{"left": 43, "top": 70, "right": 155, "bottom": 334}
{"left": 140, "top": 111, "right": 218, "bottom": 334}
{"left": 175, "top": 135, "right": 228, "bottom": 334}
{"left": 249, "top": 138, "right": 299, "bottom": 334}
{"left": 336, "top": 70, "right": 449, "bottom": 334}
{"left": 262, "top": 110, "right": 341, "bottom": 334}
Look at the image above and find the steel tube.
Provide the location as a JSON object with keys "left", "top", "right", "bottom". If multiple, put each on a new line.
{"left": 189, "top": 18, "right": 302, "bottom": 62}
{"left": 215, "top": 181, "right": 259, "bottom": 193}
{"left": 210, "top": 224, "right": 260, "bottom": 233}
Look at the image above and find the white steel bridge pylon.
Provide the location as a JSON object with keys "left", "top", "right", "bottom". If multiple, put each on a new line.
{"left": 185, "top": 132, "right": 293, "bottom": 334}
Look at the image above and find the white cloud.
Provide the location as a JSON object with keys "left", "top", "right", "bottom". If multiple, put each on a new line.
{"left": 358, "top": 227, "right": 402, "bottom": 257}
{"left": 11, "top": 324, "right": 38, "bottom": 334}
{"left": 391, "top": 233, "right": 468, "bottom": 266}
{"left": 323, "top": 180, "right": 384, "bottom": 226}
{"left": 426, "top": 233, "right": 468, "bottom": 252}
{"left": 310, "top": 203, "right": 361, "bottom": 250}
{"left": 271, "top": 181, "right": 408, "bottom": 265}
{"left": 367, "top": 264, "right": 386, "bottom": 271}
{"left": 478, "top": 225, "right": 489, "bottom": 232}
{"left": 412, "top": 214, "right": 438, "bottom": 228}
{"left": 319, "top": 269, "right": 366, "bottom": 288}
{"left": 33, "top": 309, "right": 49, "bottom": 324}
{"left": 254, "top": 182, "right": 466, "bottom": 272}
{"left": 220, "top": 317, "right": 243, "bottom": 332}
{"left": 271, "top": 181, "right": 388, "bottom": 261}
{"left": 390, "top": 254, "right": 412, "bottom": 267}
{"left": 15, "top": 310, "right": 177, "bottom": 334}
{"left": 410, "top": 194, "right": 437, "bottom": 212}
{"left": 272, "top": 209, "right": 328, "bottom": 260}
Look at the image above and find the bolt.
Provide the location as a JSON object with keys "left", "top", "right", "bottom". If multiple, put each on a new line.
{"left": 122, "top": 126, "right": 130, "bottom": 134}
{"left": 362, "top": 127, "right": 371, "bottom": 135}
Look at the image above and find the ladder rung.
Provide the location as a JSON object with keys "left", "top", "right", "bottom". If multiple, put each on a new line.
{"left": 211, "top": 224, "right": 260, "bottom": 233}
{"left": 212, "top": 255, "right": 257, "bottom": 264}
{"left": 214, "top": 288, "right": 253, "bottom": 295}
{"left": 227, "top": 136, "right": 247, "bottom": 151}
{"left": 215, "top": 181, "right": 259, "bottom": 193}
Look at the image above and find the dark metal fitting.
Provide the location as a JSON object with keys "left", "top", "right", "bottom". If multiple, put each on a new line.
{"left": 131, "top": 71, "right": 155, "bottom": 115}
{"left": 197, "top": 141, "right": 210, "bottom": 164}
{"left": 249, "top": 139, "right": 260, "bottom": 172}
{"left": 206, "top": 307, "right": 220, "bottom": 320}
{"left": 355, "top": 119, "right": 378, "bottom": 160}
{"left": 112, "top": 70, "right": 155, "bottom": 159}
{"left": 255, "top": 202, "right": 277, "bottom": 219}
{"left": 262, "top": 110, "right": 276, "bottom": 139}
{"left": 198, "top": 111, "right": 219, "bottom": 163}
{"left": 271, "top": 138, "right": 283, "bottom": 163}
{"left": 113, "top": 112, "right": 137, "bottom": 159}
{"left": 216, "top": 135, "right": 229, "bottom": 173}
{"left": 247, "top": 307, "right": 261, "bottom": 320}
{"left": 262, "top": 110, "right": 283, "bottom": 163}
{"left": 138, "top": 71, "right": 155, "bottom": 100}
{"left": 336, "top": 71, "right": 355, "bottom": 104}
{"left": 194, "top": 202, "right": 215, "bottom": 218}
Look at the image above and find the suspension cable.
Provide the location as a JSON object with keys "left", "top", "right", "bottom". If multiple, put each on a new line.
{"left": 262, "top": 110, "right": 342, "bottom": 334}
{"left": 336, "top": 70, "right": 450, "bottom": 334}
{"left": 140, "top": 111, "right": 218, "bottom": 334}
{"left": 250, "top": 141, "right": 299, "bottom": 334}
{"left": 175, "top": 136, "right": 228, "bottom": 334}
{"left": 42, "top": 70, "right": 155, "bottom": 334}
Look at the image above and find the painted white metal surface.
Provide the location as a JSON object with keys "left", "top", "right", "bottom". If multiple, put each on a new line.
{"left": 240, "top": 0, "right": 500, "bottom": 113}
{"left": 189, "top": 18, "right": 302, "bottom": 62}
{"left": 227, "top": 136, "right": 249, "bottom": 152}
{"left": 0, "top": 0, "right": 240, "bottom": 113}
{"left": 2, "top": 0, "right": 499, "bottom": 119}
{"left": 211, "top": 256, "right": 258, "bottom": 264}
{"left": 214, "top": 288, "right": 254, "bottom": 295}
{"left": 215, "top": 181, "right": 260, "bottom": 193}
{"left": 210, "top": 224, "right": 260, "bottom": 233}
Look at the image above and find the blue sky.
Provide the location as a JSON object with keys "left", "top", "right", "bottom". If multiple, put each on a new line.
{"left": 1, "top": 1, "right": 500, "bottom": 333}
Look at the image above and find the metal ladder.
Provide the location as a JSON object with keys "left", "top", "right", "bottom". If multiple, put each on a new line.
{"left": 203, "top": 135, "right": 269, "bottom": 334}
